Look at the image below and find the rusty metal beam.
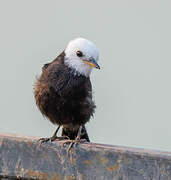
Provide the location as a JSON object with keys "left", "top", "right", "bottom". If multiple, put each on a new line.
{"left": 0, "top": 133, "right": 171, "bottom": 180}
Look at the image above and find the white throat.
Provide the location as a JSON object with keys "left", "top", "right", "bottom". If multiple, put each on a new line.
{"left": 64, "top": 57, "right": 92, "bottom": 77}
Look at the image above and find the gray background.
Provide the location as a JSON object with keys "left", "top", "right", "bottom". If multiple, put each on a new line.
{"left": 0, "top": 0, "right": 170, "bottom": 151}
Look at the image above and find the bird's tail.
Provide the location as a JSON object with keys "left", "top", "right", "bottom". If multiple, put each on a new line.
{"left": 62, "top": 125, "right": 90, "bottom": 142}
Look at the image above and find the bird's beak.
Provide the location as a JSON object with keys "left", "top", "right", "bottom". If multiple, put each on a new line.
{"left": 83, "top": 58, "right": 100, "bottom": 69}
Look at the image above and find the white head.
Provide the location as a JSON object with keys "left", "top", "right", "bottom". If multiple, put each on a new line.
{"left": 64, "top": 37, "right": 100, "bottom": 77}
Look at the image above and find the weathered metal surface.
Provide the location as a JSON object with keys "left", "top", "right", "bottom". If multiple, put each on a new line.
{"left": 0, "top": 133, "right": 171, "bottom": 180}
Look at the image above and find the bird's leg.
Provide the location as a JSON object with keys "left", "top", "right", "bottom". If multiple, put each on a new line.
{"left": 38, "top": 125, "right": 69, "bottom": 143}
{"left": 65, "top": 125, "right": 87, "bottom": 152}
{"left": 59, "top": 126, "right": 83, "bottom": 147}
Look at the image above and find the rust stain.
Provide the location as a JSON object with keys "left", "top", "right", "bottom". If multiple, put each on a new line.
{"left": 26, "top": 170, "right": 50, "bottom": 179}
{"left": 122, "top": 155, "right": 131, "bottom": 165}
{"left": 83, "top": 160, "right": 92, "bottom": 165}
{"left": 105, "top": 164, "right": 119, "bottom": 172}
{"left": 98, "top": 157, "right": 108, "bottom": 165}
{"left": 69, "top": 156, "right": 76, "bottom": 165}
{"left": 52, "top": 174, "right": 61, "bottom": 180}
{"left": 96, "top": 155, "right": 108, "bottom": 165}
{"left": 64, "top": 175, "right": 76, "bottom": 180}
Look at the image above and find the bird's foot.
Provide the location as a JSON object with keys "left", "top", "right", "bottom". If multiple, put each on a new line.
{"left": 38, "top": 135, "right": 69, "bottom": 143}
{"left": 68, "top": 138, "right": 87, "bottom": 151}
{"left": 59, "top": 138, "right": 87, "bottom": 153}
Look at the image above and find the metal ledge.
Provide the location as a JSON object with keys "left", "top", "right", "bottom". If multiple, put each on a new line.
{"left": 0, "top": 133, "right": 171, "bottom": 180}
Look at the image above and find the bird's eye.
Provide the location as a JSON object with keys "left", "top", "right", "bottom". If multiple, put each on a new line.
{"left": 76, "top": 51, "right": 83, "bottom": 57}
{"left": 43, "top": 63, "right": 50, "bottom": 69}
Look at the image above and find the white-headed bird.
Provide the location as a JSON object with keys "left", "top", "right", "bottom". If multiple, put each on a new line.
{"left": 34, "top": 38, "right": 100, "bottom": 147}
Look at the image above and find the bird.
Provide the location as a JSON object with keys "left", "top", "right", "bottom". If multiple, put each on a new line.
{"left": 34, "top": 37, "right": 100, "bottom": 147}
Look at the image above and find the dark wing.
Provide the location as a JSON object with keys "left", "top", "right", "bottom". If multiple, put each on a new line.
{"left": 42, "top": 51, "right": 65, "bottom": 71}
{"left": 34, "top": 51, "right": 65, "bottom": 115}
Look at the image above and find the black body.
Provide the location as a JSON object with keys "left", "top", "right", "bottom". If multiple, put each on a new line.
{"left": 34, "top": 52, "right": 95, "bottom": 141}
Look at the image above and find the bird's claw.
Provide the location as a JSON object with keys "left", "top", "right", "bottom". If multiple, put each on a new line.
{"left": 59, "top": 138, "right": 87, "bottom": 153}
{"left": 38, "top": 136, "right": 69, "bottom": 144}
{"left": 38, "top": 137, "right": 51, "bottom": 143}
